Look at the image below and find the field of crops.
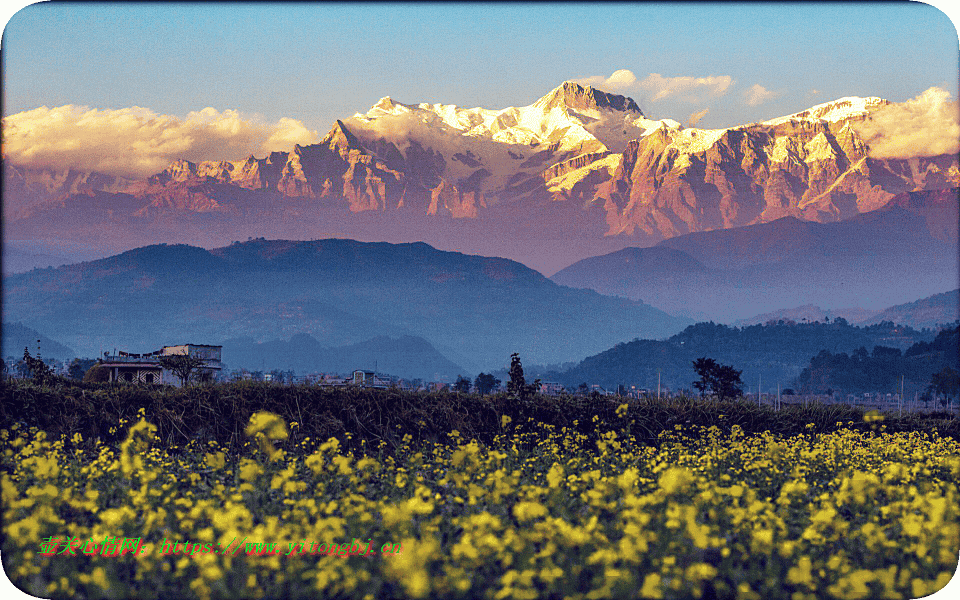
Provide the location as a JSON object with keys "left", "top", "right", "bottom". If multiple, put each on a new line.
{"left": 3, "top": 404, "right": 960, "bottom": 599}
{"left": 0, "top": 405, "right": 960, "bottom": 600}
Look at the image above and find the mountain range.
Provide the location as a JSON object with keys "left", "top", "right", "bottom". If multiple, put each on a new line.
{"left": 2, "top": 239, "right": 690, "bottom": 373}
{"left": 6, "top": 82, "right": 957, "bottom": 275}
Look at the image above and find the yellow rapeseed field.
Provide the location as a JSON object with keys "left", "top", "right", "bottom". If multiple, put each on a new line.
{"left": 2, "top": 407, "right": 959, "bottom": 599}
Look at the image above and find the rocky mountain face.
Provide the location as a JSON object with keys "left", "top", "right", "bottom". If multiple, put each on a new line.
{"left": 5, "top": 82, "right": 958, "bottom": 273}
{"left": 593, "top": 117, "right": 956, "bottom": 239}
{"left": 4, "top": 164, "right": 136, "bottom": 219}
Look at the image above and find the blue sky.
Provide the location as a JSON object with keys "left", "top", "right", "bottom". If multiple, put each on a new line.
{"left": 1, "top": 1, "right": 958, "bottom": 177}
{"left": 4, "top": 2, "right": 958, "bottom": 126}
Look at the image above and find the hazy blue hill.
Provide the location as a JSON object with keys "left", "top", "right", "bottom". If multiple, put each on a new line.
{"left": 2, "top": 322, "right": 76, "bottom": 361}
{"left": 3, "top": 238, "right": 691, "bottom": 372}
{"left": 220, "top": 333, "right": 465, "bottom": 381}
{"left": 551, "top": 247, "right": 710, "bottom": 301}
{"left": 550, "top": 195, "right": 957, "bottom": 322}
{"left": 857, "top": 289, "right": 959, "bottom": 329}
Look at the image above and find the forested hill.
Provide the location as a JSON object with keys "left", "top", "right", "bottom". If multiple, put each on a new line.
{"left": 795, "top": 326, "right": 959, "bottom": 396}
{"left": 544, "top": 319, "right": 939, "bottom": 393}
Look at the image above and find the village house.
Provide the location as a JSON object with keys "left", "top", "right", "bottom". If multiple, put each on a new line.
{"left": 100, "top": 344, "right": 222, "bottom": 385}
{"left": 351, "top": 370, "right": 396, "bottom": 388}
{"left": 538, "top": 381, "right": 565, "bottom": 397}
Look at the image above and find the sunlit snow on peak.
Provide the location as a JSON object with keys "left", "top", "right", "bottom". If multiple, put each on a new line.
{"left": 760, "top": 96, "right": 887, "bottom": 127}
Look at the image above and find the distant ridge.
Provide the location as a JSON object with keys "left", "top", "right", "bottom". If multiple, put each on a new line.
{"left": 857, "top": 289, "right": 959, "bottom": 330}
{"left": 733, "top": 305, "right": 879, "bottom": 327}
{"left": 2, "top": 322, "right": 76, "bottom": 360}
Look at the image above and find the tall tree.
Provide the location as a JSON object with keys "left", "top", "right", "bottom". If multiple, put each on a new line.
{"left": 692, "top": 357, "right": 717, "bottom": 398}
{"left": 508, "top": 353, "right": 526, "bottom": 399}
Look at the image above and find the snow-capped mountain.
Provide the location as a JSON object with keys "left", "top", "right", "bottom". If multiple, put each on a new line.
{"left": 5, "top": 82, "right": 958, "bottom": 273}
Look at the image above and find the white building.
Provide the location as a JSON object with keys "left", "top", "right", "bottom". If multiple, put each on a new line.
{"left": 100, "top": 344, "right": 222, "bottom": 385}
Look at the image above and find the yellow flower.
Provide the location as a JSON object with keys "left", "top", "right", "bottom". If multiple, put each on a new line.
{"left": 238, "top": 458, "right": 262, "bottom": 481}
{"left": 658, "top": 467, "right": 693, "bottom": 495}
{"left": 640, "top": 573, "right": 663, "bottom": 599}
{"left": 204, "top": 451, "right": 226, "bottom": 470}
{"left": 512, "top": 501, "right": 548, "bottom": 522}
{"left": 245, "top": 411, "right": 289, "bottom": 441}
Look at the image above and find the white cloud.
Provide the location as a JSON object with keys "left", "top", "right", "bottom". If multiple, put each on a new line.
{"left": 576, "top": 69, "right": 638, "bottom": 90}
{"left": 852, "top": 87, "right": 960, "bottom": 159}
{"left": 639, "top": 73, "right": 734, "bottom": 102}
{"left": 687, "top": 108, "right": 710, "bottom": 127}
{"left": 744, "top": 84, "right": 779, "bottom": 106}
{"left": 2, "top": 105, "right": 321, "bottom": 178}
{"left": 576, "top": 70, "right": 734, "bottom": 103}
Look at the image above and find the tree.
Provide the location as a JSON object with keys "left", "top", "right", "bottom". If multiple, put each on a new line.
{"left": 692, "top": 357, "right": 743, "bottom": 401}
{"left": 692, "top": 357, "right": 716, "bottom": 398}
{"left": 68, "top": 358, "right": 97, "bottom": 380}
{"left": 508, "top": 353, "right": 526, "bottom": 398}
{"left": 713, "top": 364, "right": 744, "bottom": 401}
{"left": 22, "top": 347, "right": 53, "bottom": 386}
{"left": 454, "top": 375, "right": 471, "bottom": 393}
{"left": 474, "top": 372, "right": 501, "bottom": 395}
{"left": 932, "top": 367, "right": 960, "bottom": 410}
{"left": 159, "top": 353, "right": 207, "bottom": 386}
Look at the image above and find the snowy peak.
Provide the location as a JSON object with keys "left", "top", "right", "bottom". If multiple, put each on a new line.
{"left": 372, "top": 96, "right": 399, "bottom": 112}
{"left": 761, "top": 96, "right": 888, "bottom": 127}
{"left": 534, "top": 81, "right": 643, "bottom": 115}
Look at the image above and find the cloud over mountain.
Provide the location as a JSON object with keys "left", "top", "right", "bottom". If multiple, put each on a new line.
{"left": 852, "top": 87, "right": 960, "bottom": 159}
{"left": 2, "top": 105, "right": 320, "bottom": 178}
{"left": 744, "top": 84, "right": 779, "bottom": 106}
{"left": 577, "top": 70, "right": 734, "bottom": 103}
{"left": 686, "top": 108, "right": 710, "bottom": 126}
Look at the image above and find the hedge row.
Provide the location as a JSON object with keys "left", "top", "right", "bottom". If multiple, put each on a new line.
{"left": 2, "top": 378, "right": 957, "bottom": 455}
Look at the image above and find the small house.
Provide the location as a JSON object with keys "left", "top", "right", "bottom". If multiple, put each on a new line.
{"left": 100, "top": 344, "right": 222, "bottom": 385}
